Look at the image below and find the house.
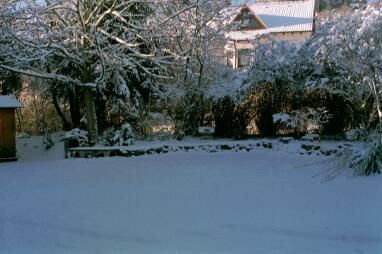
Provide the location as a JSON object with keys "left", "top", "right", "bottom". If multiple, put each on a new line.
{"left": 225, "top": 0, "right": 316, "bottom": 68}
{"left": 0, "top": 96, "right": 23, "bottom": 162}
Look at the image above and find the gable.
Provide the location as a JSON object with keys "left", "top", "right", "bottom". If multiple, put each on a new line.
{"left": 226, "top": 0, "right": 315, "bottom": 41}
{"left": 232, "top": 5, "right": 267, "bottom": 30}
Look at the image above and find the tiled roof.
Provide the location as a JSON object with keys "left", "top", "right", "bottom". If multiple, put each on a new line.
{"left": 227, "top": 0, "right": 315, "bottom": 40}
{"left": 249, "top": 0, "right": 315, "bottom": 19}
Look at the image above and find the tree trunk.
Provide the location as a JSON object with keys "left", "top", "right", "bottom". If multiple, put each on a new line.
{"left": 52, "top": 90, "right": 71, "bottom": 131}
{"left": 68, "top": 91, "right": 81, "bottom": 128}
{"left": 95, "top": 94, "right": 107, "bottom": 133}
{"left": 84, "top": 87, "right": 98, "bottom": 146}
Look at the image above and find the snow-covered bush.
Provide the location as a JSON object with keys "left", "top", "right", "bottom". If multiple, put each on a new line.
{"left": 272, "top": 108, "right": 331, "bottom": 136}
{"left": 345, "top": 128, "right": 368, "bottom": 141}
{"left": 305, "top": 107, "right": 332, "bottom": 134}
{"left": 273, "top": 113, "right": 293, "bottom": 127}
{"left": 102, "top": 124, "right": 134, "bottom": 147}
{"left": 341, "top": 127, "right": 382, "bottom": 176}
{"left": 64, "top": 128, "right": 88, "bottom": 147}
{"left": 272, "top": 113, "right": 295, "bottom": 135}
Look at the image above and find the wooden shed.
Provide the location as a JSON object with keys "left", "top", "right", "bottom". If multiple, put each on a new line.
{"left": 0, "top": 96, "right": 23, "bottom": 162}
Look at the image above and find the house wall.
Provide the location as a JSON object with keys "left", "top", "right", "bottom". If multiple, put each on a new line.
{"left": 230, "top": 31, "right": 312, "bottom": 49}
{"left": 270, "top": 31, "right": 312, "bottom": 41}
{"left": 226, "top": 40, "right": 256, "bottom": 68}
{"left": 0, "top": 108, "right": 17, "bottom": 159}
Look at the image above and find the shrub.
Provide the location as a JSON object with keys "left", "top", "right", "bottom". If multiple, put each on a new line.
{"left": 322, "top": 93, "right": 354, "bottom": 135}
{"left": 301, "top": 90, "right": 355, "bottom": 135}
{"left": 102, "top": 123, "right": 134, "bottom": 146}
{"left": 64, "top": 128, "right": 89, "bottom": 147}
{"left": 232, "top": 104, "right": 250, "bottom": 139}
{"left": 212, "top": 96, "right": 235, "bottom": 138}
{"left": 212, "top": 96, "right": 249, "bottom": 139}
{"left": 341, "top": 126, "right": 382, "bottom": 176}
{"left": 252, "top": 83, "right": 279, "bottom": 137}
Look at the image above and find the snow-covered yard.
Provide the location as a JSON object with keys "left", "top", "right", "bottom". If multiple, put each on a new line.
{"left": 0, "top": 137, "right": 381, "bottom": 254}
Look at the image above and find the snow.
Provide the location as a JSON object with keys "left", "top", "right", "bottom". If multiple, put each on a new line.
{"left": 0, "top": 136, "right": 381, "bottom": 254}
{"left": 273, "top": 113, "right": 291, "bottom": 122}
{"left": 0, "top": 95, "right": 23, "bottom": 108}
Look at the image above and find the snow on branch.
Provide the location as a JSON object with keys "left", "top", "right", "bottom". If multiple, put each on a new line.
{"left": 0, "top": 64, "right": 95, "bottom": 87}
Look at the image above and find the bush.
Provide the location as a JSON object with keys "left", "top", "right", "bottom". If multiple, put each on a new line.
{"left": 342, "top": 127, "right": 382, "bottom": 176}
{"left": 232, "top": 104, "right": 250, "bottom": 139}
{"left": 102, "top": 123, "right": 134, "bottom": 146}
{"left": 212, "top": 96, "right": 249, "bottom": 139}
{"left": 212, "top": 96, "right": 235, "bottom": 138}
{"left": 301, "top": 90, "right": 356, "bottom": 135}
{"left": 64, "top": 128, "right": 89, "bottom": 147}
{"left": 345, "top": 128, "right": 368, "bottom": 141}
{"left": 252, "top": 83, "right": 279, "bottom": 137}
{"left": 322, "top": 93, "right": 354, "bottom": 135}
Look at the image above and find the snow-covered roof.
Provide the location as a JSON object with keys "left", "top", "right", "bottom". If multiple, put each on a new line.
{"left": 0, "top": 96, "right": 23, "bottom": 108}
{"left": 227, "top": 0, "right": 315, "bottom": 40}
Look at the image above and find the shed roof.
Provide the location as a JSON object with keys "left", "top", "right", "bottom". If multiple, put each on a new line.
{"left": 0, "top": 96, "right": 23, "bottom": 108}
{"left": 227, "top": 0, "right": 315, "bottom": 40}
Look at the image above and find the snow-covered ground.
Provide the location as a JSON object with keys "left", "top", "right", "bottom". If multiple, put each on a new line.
{"left": 0, "top": 136, "right": 381, "bottom": 254}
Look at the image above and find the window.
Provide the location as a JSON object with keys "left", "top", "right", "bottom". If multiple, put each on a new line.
{"left": 238, "top": 49, "right": 253, "bottom": 67}
{"left": 241, "top": 10, "right": 250, "bottom": 26}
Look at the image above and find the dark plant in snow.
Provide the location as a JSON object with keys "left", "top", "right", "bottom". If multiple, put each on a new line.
{"left": 212, "top": 96, "right": 235, "bottom": 138}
